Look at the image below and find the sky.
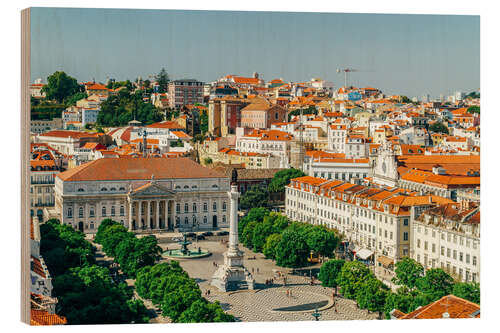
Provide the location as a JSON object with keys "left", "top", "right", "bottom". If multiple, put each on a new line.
{"left": 30, "top": 7, "right": 480, "bottom": 98}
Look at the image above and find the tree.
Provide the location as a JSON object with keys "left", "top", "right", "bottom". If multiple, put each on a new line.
{"left": 392, "top": 257, "right": 424, "bottom": 290}
{"left": 239, "top": 207, "right": 270, "bottom": 237}
{"left": 177, "top": 299, "right": 235, "bottom": 323}
{"left": 241, "top": 221, "right": 258, "bottom": 249}
{"left": 262, "top": 233, "right": 281, "bottom": 259}
{"left": 383, "top": 288, "right": 415, "bottom": 319}
{"left": 429, "top": 121, "right": 449, "bottom": 135}
{"left": 452, "top": 282, "right": 480, "bottom": 304}
{"left": 156, "top": 68, "right": 170, "bottom": 93}
{"left": 203, "top": 157, "right": 213, "bottom": 165}
{"left": 240, "top": 186, "right": 269, "bottom": 210}
{"left": 42, "top": 71, "right": 82, "bottom": 103}
{"left": 318, "top": 259, "right": 345, "bottom": 288}
{"left": 251, "top": 218, "right": 274, "bottom": 252}
{"left": 400, "top": 96, "right": 412, "bottom": 104}
{"left": 416, "top": 268, "right": 454, "bottom": 300}
{"left": 200, "top": 111, "right": 208, "bottom": 134}
{"left": 275, "top": 224, "right": 310, "bottom": 268}
{"left": 65, "top": 92, "right": 88, "bottom": 106}
{"left": 356, "top": 276, "right": 389, "bottom": 315}
{"left": 336, "top": 261, "right": 371, "bottom": 299}
{"left": 306, "top": 226, "right": 339, "bottom": 259}
{"left": 162, "top": 284, "right": 202, "bottom": 322}
{"left": 467, "top": 106, "right": 480, "bottom": 114}
{"left": 268, "top": 168, "right": 305, "bottom": 193}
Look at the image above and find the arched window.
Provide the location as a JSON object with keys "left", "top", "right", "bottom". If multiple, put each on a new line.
{"left": 119, "top": 187, "right": 125, "bottom": 191}
{"left": 203, "top": 202, "right": 208, "bottom": 212}
{"left": 192, "top": 185, "right": 198, "bottom": 189}
{"left": 176, "top": 203, "right": 180, "bottom": 213}
{"left": 101, "top": 187, "right": 108, "bottom": 192}
{"left": 120, "top": 206, "right": 124, "bottom": 216}
{"left": 222, "top": 215, "right": 226, "bottom": 224}
{"left": 67, "top": 207, "right": 73, "bottom": 218}
{"left": 89, "top": 206, "right": 95, "bottom": 217}
{"left": 212, "top": 184, "right": 218, "bottom": 189}
{"left": 77, "top": 188, "right": 84, "bottom": 192}
{"left": 184, "top": 185, "right": 189, "bottom": 189}
{"left": 110, "top": 188, "right": 116, "bottom": 191}
{"left": 213, "top": 202, "right": 217, "bottom": 212}
{"left": 102, "top": 206, "right": 107, "bottom": 216}
{"left": 175, "top": 185, "right": 181, "bottom": 189}
{"left": 222, "top": 202, "right": 227, "bottom": 212}
{"left": 184, "top": 216, "right": 189, "bottom": 225}
{"left": 111, "top": 206, "right": 115, "bottom": 216}
{"left": 192, "top": 203, "right": 197, "bottom": 212}
{"left": 184, "top": 203, "right": 189, "bottom": 213}
{"left": 79, "top": 207, "right": 84, "bottom": 218}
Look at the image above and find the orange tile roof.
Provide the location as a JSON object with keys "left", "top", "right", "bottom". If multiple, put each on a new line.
{"left": 146, "top": 121, "right": 183, "bottom": 129}
{"left": 397, "top": 155, "right": 480, "bottom": 176}
{"left": 39, "top": 130, "right": 98, "bottom": 139}
{"left": 30, "top": 309, "right": 67, "bottom": 325}
{"left": 57, "top": 157, "right": 226, "bottom": 182}
{"left": 400, "top": 295, "right": 479, "bottom": 319}
{"left": 171, "top": 131, "right": 192, "bottom": 139}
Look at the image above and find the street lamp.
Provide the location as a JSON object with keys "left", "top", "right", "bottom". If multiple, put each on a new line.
{"left": 311, "top": 308, "right": 321, "bottom": 321}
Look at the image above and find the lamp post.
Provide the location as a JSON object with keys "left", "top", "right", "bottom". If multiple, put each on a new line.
{"left": 311, "top": 308, "right": 321, "bottom": 321}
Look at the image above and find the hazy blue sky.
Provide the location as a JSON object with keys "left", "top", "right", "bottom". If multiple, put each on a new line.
{"left": 30, "top": 8, "right": 479, "bottom": 98}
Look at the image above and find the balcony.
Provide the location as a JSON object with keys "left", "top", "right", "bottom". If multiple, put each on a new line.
{"left": 31, "top": 180, "right": 55, "bottom": 185}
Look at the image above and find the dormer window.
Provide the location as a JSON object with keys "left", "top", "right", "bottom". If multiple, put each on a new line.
{"left": 110, "top": 188, "right": 116, "bottom": 191}
{"left": 77, "top": 188, "right": 85, "bottom": 192}
{"left": 175, "top": 185, "right": 181, "bottom": 189}
{"left": 101, "top": 187, "right": 108, "bottom": 192}
{"left": 212, "top": 184, "right": 219, "bottom": 189}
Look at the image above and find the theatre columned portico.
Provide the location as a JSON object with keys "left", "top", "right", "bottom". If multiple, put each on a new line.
{"left": 127, "top": 182, "right": 176, "bottom": 232}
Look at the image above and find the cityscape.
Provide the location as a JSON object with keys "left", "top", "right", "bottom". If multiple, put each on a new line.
{"left": 27, "top": 8, "right": 480, "bottom": 325}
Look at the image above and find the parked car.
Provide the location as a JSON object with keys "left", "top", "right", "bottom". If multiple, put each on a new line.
{"left": 216, "top": 231, "right": 229, "bottom": 236}
{"left": 202, "top": 231, "right": 214, "bottom": 237}
{"left": 195, "top": 235, "right": 206, "bottom": 240}
{"left": 185, "top": 232, "right": 196, "bottom": 238}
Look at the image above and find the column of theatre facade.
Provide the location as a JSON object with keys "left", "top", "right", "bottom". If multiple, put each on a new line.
{"left": 285, "top": 176, "right": 453, "bottom": 282}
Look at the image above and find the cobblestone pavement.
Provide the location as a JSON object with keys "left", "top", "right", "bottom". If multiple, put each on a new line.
{"left": 159, "top": 240, "right": 378, "bottom": 322}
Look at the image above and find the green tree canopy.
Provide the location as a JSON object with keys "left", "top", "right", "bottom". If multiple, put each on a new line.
{"left": 429, "top": 121, "right": 449, "bottom": 134}
{"left": 416, "top": 268, "right": 454, "bottom": 300}
{"left": 155, "top": 68, "right": 170, "bottom": 93}
{"left": 452, "top": 282, "right": 480, "bottom": 304}
{"left": 356, "top": 276, "right": 389, "bottom": 314}
{"left": 306, "top": 226, "right": 339, "bottom": 258}
{"left": 467, "top": 106, "right": 480, "bottom": 114}
{"left": 240, "top": 186, "right": 269, "bottom": 210}
{"left": 65, "top": 92, "right": 88, "bottom": 106}
{"left": 318, "top": 259, "right": 345, "bottom": 288}
{"left": 392, "top": 257, "right": 424, "bottom": 290}
{"left": 268, "top": 168, "right": 306, "bottom": 193}
{"left": 262, "top": 233, "right": 282, "bottom": 260}
{"left": 275, "top": 223, "right": 310, "bottom": 268}
{"left": 336, "top": 261, "right": 372, "bottom": 299}
{"left": 239, "top": 207, "right": 270, "bottom": 237}
{"left": 42, "top": 71, "right": 82, "bottom": 103}
{"left": 177, "top": 299, "right": 235, "bottom": 323}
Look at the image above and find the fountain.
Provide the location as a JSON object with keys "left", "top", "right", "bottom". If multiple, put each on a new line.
{"left": 163, "top": 233, "right": 211, "bottom": 259}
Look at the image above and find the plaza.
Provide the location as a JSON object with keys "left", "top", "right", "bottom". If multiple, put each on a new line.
{"left": 159, "top": 239, "right": 378, "bottom": 322}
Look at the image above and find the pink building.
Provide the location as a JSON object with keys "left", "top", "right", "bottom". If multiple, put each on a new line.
{"left": 168, "top": 79, "right": 204, "bottom": 109}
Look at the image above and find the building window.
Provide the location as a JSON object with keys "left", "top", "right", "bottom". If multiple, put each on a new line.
{"left": 184, "top": 203, "right": 189, "bottom": 213}
{"left": 102, "top": 206, "right": 106, "bottom": 216}
{"left": 120, "top": 206, "right": 124, "bottom": 216}
{"left": 403, "top": 232, "right": 408, "bottom": 241}
{"left": 67, "top": 207, "right": 73, "bottom": 218}
{"left": 203, "top": 216, "right": 207, "bottom": 224}
{"left": 441, "top": 246, "right": 445, "bottom": 256}
{"left": 176, "top": 203, "right": 180, "bottom": 214}
{"left": 213, "top": 202, "right": 217, "bottom": 212}
{"left": 417, "top": 239, "right": 421, "bottom": 248}
{"left": 184, "top": 216, "right": 189, "bottom": 225}
{"left": 473, "top": 256, "right": 477, "bottom": 266}
{"left": 447, "top": 248, "right": 451, "bottom": 258}
{"left": 79, "top": 207, "right": 84, "bottom": 218}
{"left": 403, "top": 218, "right": 409, "bottom": 226}
{"left": 453, "top": 250, "right": 457, "bottom": 260}
{"left": 460, "top": 252, "right": 464, "bottom": 262}
{"left": 222, "top": 202, "right": 227, "bottom": 212}
{"left": 203, "top": 202, "right": 208, "bottom": 212}
{"left": 111, "top": 206, "right": 115, "bottom": 216}
{"left": 432, "top": 243, "right": 436, "bottom": 253}
{"left": 466, "top": 254, "right": 470, "bottom": 264}
{"left": 193, "top": 203, "right": 197, "bottom": 213}
{"left": 89, "top": 206, "right": 95, "bottom": 217}
{"left": 222, "top": 215, "right": 226, "bottom": 224}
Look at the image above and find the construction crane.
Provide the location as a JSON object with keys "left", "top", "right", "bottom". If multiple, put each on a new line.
{"left": 336, "top": 68, "right": 358, "bottom": 88}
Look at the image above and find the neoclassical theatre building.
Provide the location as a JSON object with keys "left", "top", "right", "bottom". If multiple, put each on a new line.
{"left": 54, "top": 157, "right": 230, "bottom": 234}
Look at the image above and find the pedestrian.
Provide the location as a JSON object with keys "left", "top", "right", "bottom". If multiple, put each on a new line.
{"left": 286, "top": 290, "right": 289, "bottom": 297}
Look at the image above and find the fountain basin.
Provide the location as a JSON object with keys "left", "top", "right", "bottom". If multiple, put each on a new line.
{"left": 163, "top": 248, "right": 212, "bottom": 259}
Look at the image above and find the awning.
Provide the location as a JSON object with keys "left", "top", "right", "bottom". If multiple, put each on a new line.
{"left": 377, "top": 255, "right": 394, "bottom": 267}
{"left": 351, "top": 245, "right": 362, "bottom": 253}
{"left": 356, "top": 248, "right": 374, "bottom": 260}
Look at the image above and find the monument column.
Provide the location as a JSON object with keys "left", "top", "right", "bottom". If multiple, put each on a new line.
{"left": 228, "top": 184, "right": 240, "bottom": 255}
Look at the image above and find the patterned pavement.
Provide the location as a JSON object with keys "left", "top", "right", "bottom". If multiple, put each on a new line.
{"left": 160, "top": 240, "right": 378, "bottom": 322}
